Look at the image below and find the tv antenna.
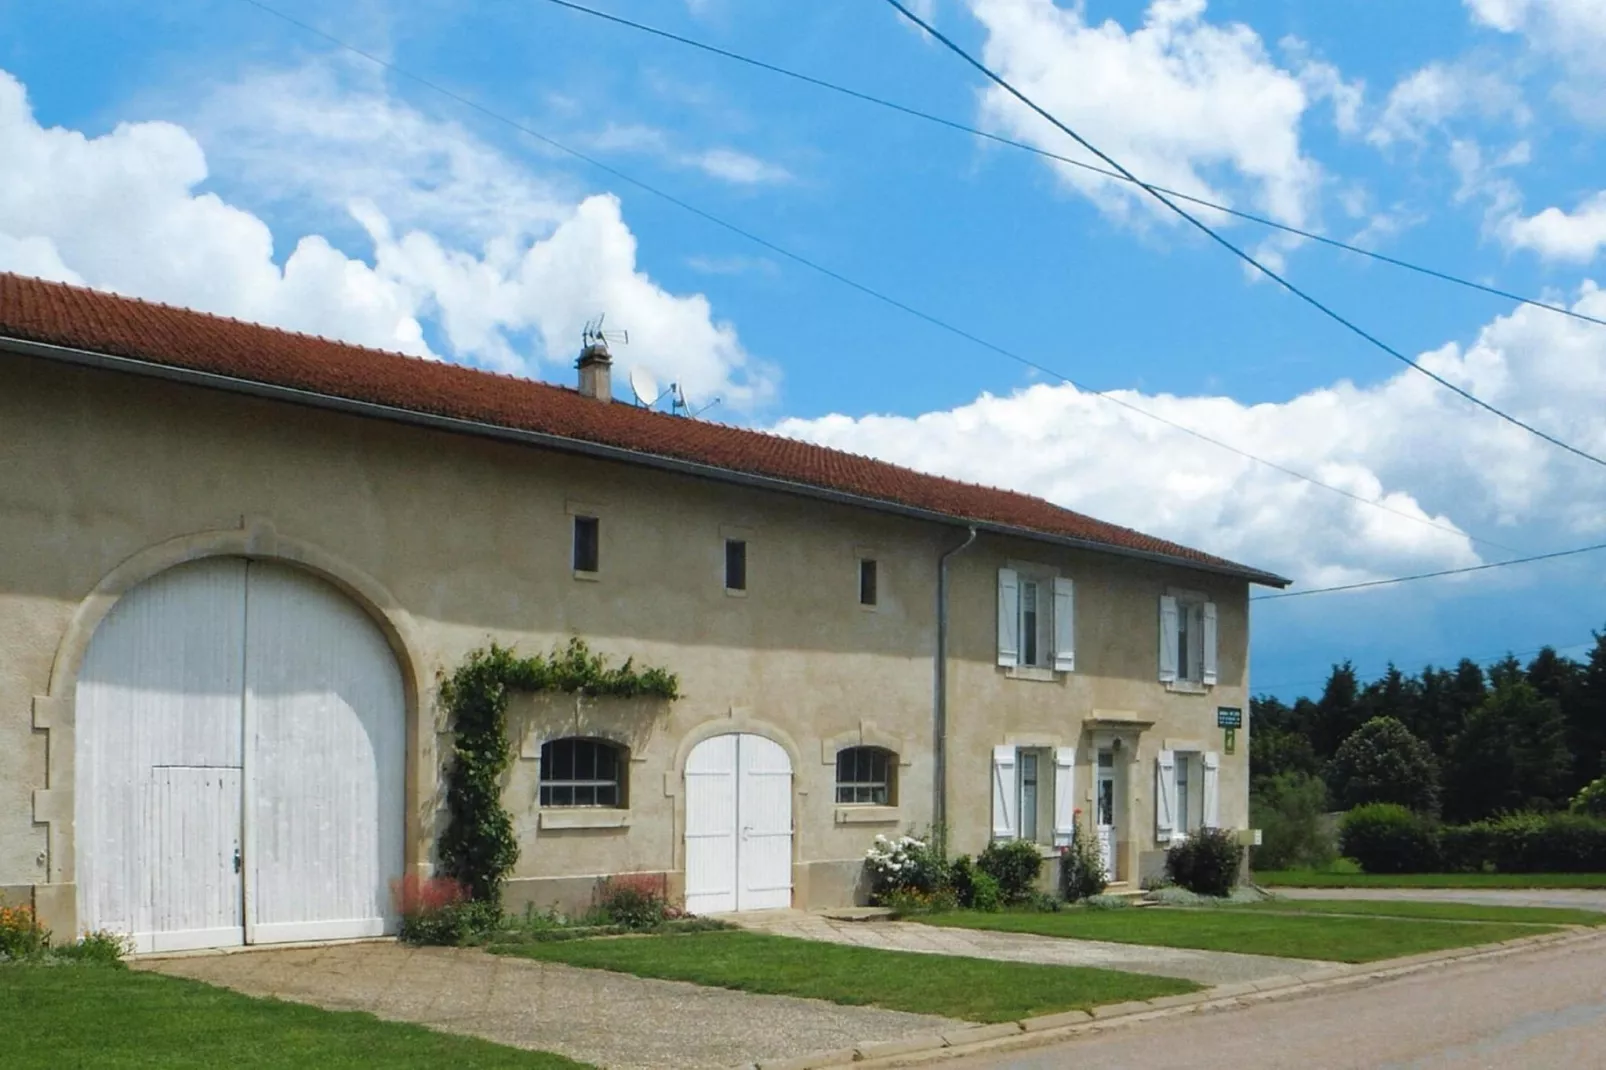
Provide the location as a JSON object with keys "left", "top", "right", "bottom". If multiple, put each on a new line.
{"left": 581, "top": 314, "right": 629, "bottom": 351}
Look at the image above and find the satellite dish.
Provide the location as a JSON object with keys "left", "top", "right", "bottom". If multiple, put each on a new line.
{"left": 627, "top": 367, "right": 658, "bottom": 408}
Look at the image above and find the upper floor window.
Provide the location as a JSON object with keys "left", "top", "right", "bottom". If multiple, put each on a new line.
{"left": 572, "top": 516, "right": 600, "bottom": 574}
{"left": 725, "top": 538, "right": 747, "bottom": 592}
{"left": 996, "top": 568, "right": 1074, "bottom": 672}
{"left": 859, "top": 558, "right": 878, "bottom": 607}
{"left": 540, "top": 737, "right": 625, "bottom": 807}
{"left": 1159, "top": 594, "right": 1217, "bottom": 686}
{"left": 835, "top": 746, "right": 895, "bottom": 805}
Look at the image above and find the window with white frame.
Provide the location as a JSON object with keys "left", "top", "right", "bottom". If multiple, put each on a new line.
{"left": 1156, "top": 749, "right": 1220, "bottom": 843}
{"left": 997, "top": 568, "right": 1075, "bottom": 672}
{"left": 991, "top": 745, "right": 1079, "bottom": 847}
{"left": 1158, "top": 594, "right": 1217, "bottom": 686}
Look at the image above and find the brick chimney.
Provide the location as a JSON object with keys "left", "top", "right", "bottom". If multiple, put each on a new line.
{"left": 576, "top": 340, "right": 612, "bottom": 403}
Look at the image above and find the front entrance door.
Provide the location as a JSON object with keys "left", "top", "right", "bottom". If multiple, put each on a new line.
{"left": 684, "top": 733, "right": 793, "bottom": 914}
{"left": 1096, "top": 750, "right": 1117, "bottom": 880}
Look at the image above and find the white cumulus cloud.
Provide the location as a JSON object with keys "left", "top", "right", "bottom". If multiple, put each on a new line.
{"left": 0, "top": 65, "right": 774, "bottom": 407}
{"left": 1500, "top": 191, "right": 1606, "bottom": 263}
{"left": 774, "top": 286, "right": 1606, "bottom": 587}
{"left": 965, "top": 0, "right": 1327, "bottom": 231}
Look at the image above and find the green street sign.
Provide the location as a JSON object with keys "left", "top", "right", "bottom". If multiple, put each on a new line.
{"left": 1216, "top": 707, "right": 1243, "bottom": 729}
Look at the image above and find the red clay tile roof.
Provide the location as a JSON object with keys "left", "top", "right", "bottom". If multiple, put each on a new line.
{"left": 0, "top": 272, "right": 1286, "bottom": 584}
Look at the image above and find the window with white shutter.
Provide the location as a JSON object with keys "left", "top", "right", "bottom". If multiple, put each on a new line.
{"left": 1202, "top": 752, "right": 1221, "bottom": 829}
{"left": 1155, "top": 750, "right": 1177, "bottom": 844}
{"left": 991, "top": 745, "right": 1019, "bottom": 840}
{"left": 1051, "top": 577, "right": 1075, "bottom": 672}
{"left": 1052, "top": 747, "right": 1077, "bottom": 847}
{"left": 1202, "top": 602, "right": 1219, "bottom": 685}
{"left": 997, "top": 569, "right": 1020, "bottom": 668}
{"left": 1158, "top": 596, "right": 1179, "bottom": 683}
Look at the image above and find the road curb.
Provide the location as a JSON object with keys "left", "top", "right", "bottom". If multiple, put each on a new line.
{"left": 745, "top": 926, "right": 1603, "bottom": 1070}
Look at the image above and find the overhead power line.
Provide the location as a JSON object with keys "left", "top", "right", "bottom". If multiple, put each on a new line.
{"left": 234, "top": 0, "right": 1517, "bottom": 556}
{"left": 1252, "top": 541, "right": 1606, "bottom": 602}
{"left": 538, "top": 0, "right": 1606, "bottom": 333}
{"left": 884, "top": 0, "right": 1606, "bottom": 473}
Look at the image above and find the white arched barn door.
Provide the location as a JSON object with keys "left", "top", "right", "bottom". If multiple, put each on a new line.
{"left": 75, "top": 558, "right": 405, "bottom": 952}
{"left": 683, "top": 733, "right": 792, "bottom": 915}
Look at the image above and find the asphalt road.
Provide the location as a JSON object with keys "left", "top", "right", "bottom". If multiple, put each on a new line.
{"left": 949, "top": 931, "right": 1606, "bottom": 1069}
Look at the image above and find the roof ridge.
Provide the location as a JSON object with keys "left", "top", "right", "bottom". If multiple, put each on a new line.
{"left": 0, "top": 270, "right": 1288, "bottom": 585}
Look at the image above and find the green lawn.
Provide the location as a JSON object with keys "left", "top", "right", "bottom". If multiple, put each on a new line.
{"left": 1239, "top": 898, "right": 1606, "bottom": 926}
{"left": 914, "top": 908, "right": 1556, "bottom": 963}
{"left": 490, "top": 930, "right": 1196, "bottom": 1023}
{"left": 1255, "top": 870, "right": 1606, "bottom": 889}
{"left": 0, "top": 966, "right": 589, "bottom": 1069}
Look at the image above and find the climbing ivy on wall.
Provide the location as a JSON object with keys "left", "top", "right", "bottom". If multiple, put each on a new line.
{"left": 437, "top": 639, "right": 680, "bottom": 905}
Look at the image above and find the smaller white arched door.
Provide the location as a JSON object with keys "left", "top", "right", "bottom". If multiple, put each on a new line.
{"left": 684, "top": 733, "right": 793, "bottom": 914}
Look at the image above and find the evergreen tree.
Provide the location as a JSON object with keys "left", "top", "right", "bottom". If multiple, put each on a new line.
{"left": 1328, "top": 716, "right": 1440, "bottom": 814}
{"left": 1312, "top": 661, "right": 1364, "bottom": 760}
{"left": 1575, "top": 630, "right": 1606, "bottom": 789}
{"left": 1488, "top": 653, "right": 1524, "bottom": 689}
{"left": 1444, "top": 680, "right": 1573, "bottom": 822}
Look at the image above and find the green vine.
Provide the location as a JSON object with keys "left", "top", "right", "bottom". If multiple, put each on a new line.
{"left": 437, "top": 639, "right": 680, "bottom": 905}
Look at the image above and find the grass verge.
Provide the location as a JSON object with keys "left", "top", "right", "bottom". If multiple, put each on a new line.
{"left": 915, "top": 908, "right": 1556, "bottom": 963}
{"left": 0, "top": 965, "right": 589, "bottom": 1069}
{"left": 489, "top": 930, "right": 1196, "bottom": 1022}
{"left": 1254, "top": 870, "right": 1606, "bottom": 889}
{"left": 1239, "top": 899, "right": 1606, "bottom": 926}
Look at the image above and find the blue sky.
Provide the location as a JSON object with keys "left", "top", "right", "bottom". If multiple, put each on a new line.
{"left": 4, "top": 0, "right": 1606, "bottom": 697}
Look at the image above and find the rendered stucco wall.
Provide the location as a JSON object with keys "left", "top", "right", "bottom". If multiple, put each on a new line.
{"left": 0, "top": 350, "right": 1257, "bottom": 931}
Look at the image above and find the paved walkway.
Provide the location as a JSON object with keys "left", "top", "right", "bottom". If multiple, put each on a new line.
{"left": 735, "top": 911, "right": 1326, "bottom": 986}
{"left": 136, "top": 942, "right": 965, "bottom": 1070}
{"left": 1273, "top": 887, "right": 1606, "bottom": 911}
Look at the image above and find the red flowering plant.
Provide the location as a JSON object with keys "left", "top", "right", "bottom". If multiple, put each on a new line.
{"left": 391, "top": 874, "right": 495, "bottom": 945}
{"left": 594, "top": 873, "right": 677, "bottom": 930}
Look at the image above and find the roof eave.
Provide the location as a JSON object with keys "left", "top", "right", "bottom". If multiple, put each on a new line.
{"left": 0, "top": 334, "right": 1293, "bottom": 588}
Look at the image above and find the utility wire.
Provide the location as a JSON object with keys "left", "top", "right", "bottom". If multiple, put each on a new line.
{"left": 884, "top": 0, "right": 1606, "bottom": 472}
{"left": 1252, "top": 541, "right": 1606, "bottom": 601}
{"left": 538, "top": 0, "right": 1606, "bottom": 333}
{"left": 234, "top": 0, "right": 1518, "bottom": 555}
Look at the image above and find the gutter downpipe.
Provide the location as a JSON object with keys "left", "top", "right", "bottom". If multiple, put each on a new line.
{"left": 934, "top": 525, "right": 978, "bottom": 843}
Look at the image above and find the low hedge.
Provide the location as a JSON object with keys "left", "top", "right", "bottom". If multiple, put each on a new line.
{"left": 1346, "top": 809, "right": 1606, "bottom": 875}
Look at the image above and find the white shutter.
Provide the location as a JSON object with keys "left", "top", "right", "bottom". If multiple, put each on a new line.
{"left": 1052, "top": 747, "right": 1077, "bottom": 846}
{"left": 997, "top": 568, "right": 1020, "bottom": 668}
{"left": 991, "top": 745, "right": 1019, "bottom": 840}
{"left": 1202, "top": 602, "right": 1218, "bottom": 686}
{"left": 1203, "top": 751, "right": 1221, "bottom": 829}
{"left": 1051, "top": 577, "right": 1075, "bottom": 672}
{"left": 1158, "top": 596, "right": 1179, "bottom": 683}
{"left": 1155, "top": 750, "right": 1177, "bottom": 844}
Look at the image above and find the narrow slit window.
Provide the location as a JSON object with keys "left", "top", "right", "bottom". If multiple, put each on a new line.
{"left": 725, "top": 539, "right": 747, "bottom": 591}
{"left": 859, "top": 558, "right": 878, "bottom": 606}
{"left": 573, "top": 516, "right": 599, "bottom": 573}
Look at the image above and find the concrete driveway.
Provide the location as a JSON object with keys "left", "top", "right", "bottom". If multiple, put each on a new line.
{"left": 137, "top": 942, "right": 965, "bottom": 1070}
{"left": 1271, "top": 886, "right": 1606, "bottom": 911}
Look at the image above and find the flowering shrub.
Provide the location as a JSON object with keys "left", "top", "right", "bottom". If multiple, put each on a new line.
{"left": 391, "top": 874, "right": 496, "bottom": 945}
{"left": 864, "top": 834, "right": 948, "bottom": 901}
{"left": 1059, "top": 820, "right": 1108, "bottom": 902}
{"left": 595, "top": 873, "right": 676, "bottom": 930}
{"left": 0, "top": 902, "right": 50, "bottom": 961}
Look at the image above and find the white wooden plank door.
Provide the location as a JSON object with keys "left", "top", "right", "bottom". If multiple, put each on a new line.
{"left": 147, "top": 766, "right": 244, "bottom": 952}
{"left": 244, "top": 562, "right": 406, "bottom": 944}
{"left": 684, "top": 734, "right": 739, "bottom": 915}
{"left": 75, "top": 558, "right": 248, "bottom": 953}
{"left": 736, "top": 734, "right": 793, "bottom": 912}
